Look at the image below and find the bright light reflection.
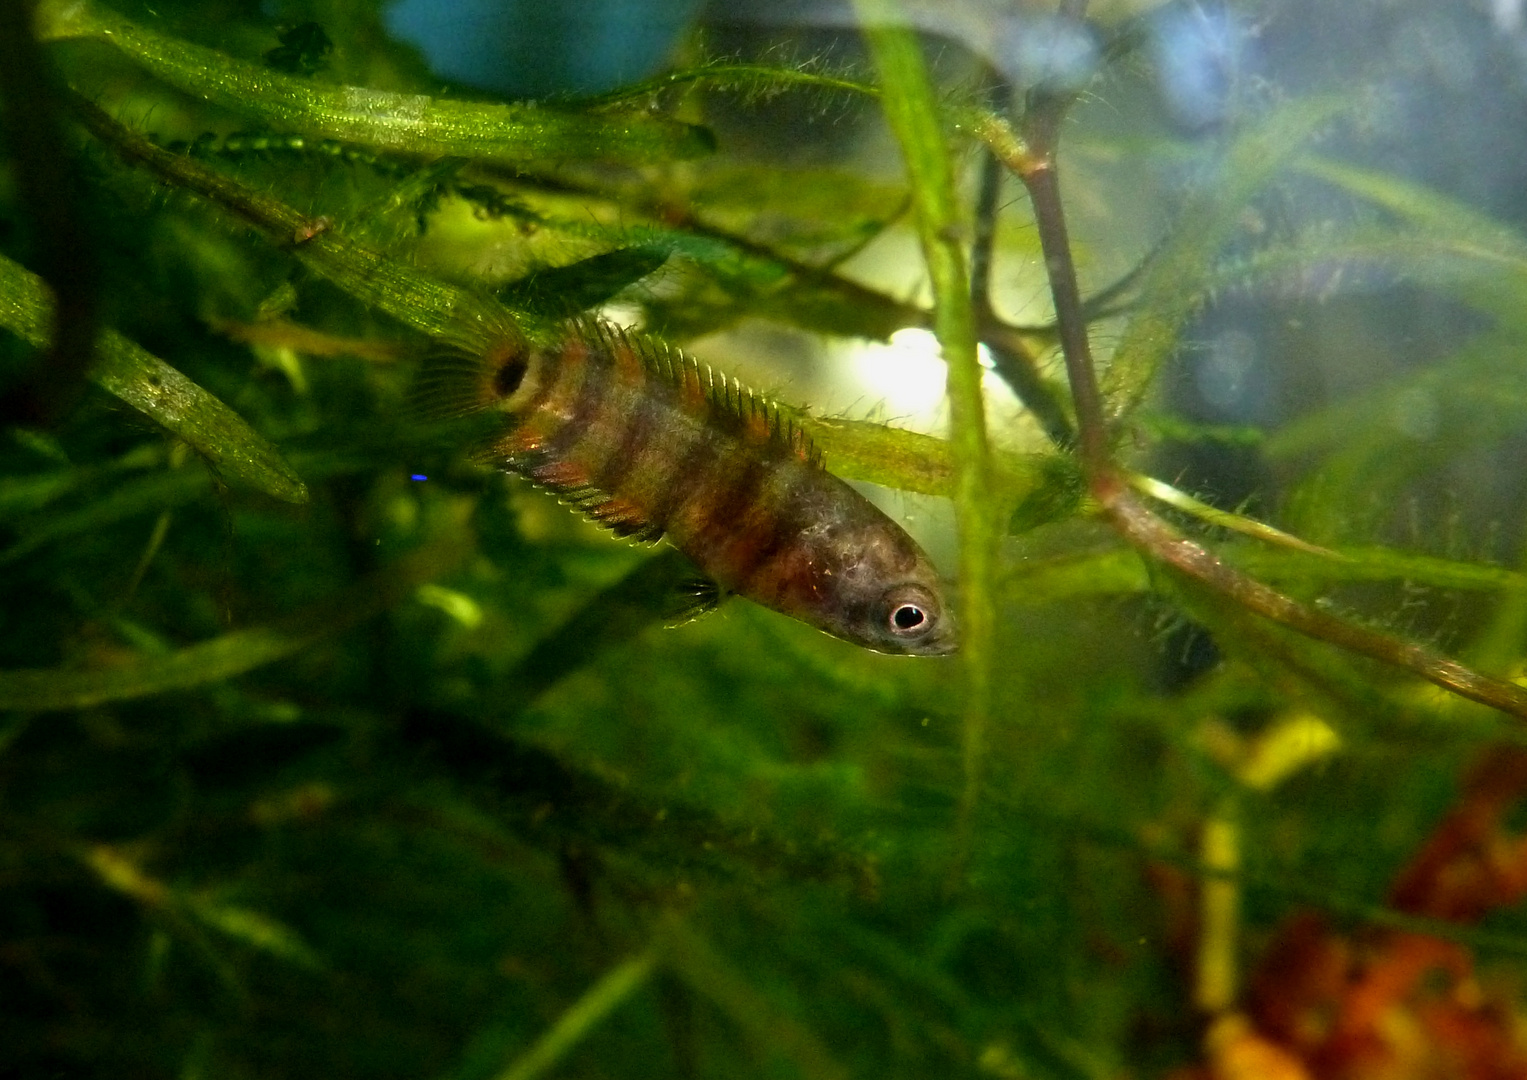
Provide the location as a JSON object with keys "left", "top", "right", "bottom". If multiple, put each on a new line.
{"left": 852, "top": 328, "right": 949, "bottom": 427}
{"left": 848, "top": 329, "right": 1002, "bottom": 431}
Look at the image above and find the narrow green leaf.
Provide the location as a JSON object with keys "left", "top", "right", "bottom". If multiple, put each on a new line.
{"left": 493, "top": 949, "right": 657, "bottom": 1080}
{"left": 1001, "top": 533, "right": 1527, "bottom": 609}
{"left": 1265, "top": 333, "right": 1527, "bottom": 463}
{"left": 36, "top": 0, "right": 713, "bottom": 165}
{"left": 1130, "top": 473, "right": 1336, "bottom": 556}
{"left": 805, "top": 416, "right": 1041, "bottom": 504}
{"left": 1293, "top": 156, "right": 1527, "bottom": 323}
{"left": 496, "top": 247, "right": 670, "bottom": 319}
{"left": 1297, "top": 156, "right": 1527, "bottom": 258}
{"left": 1236, "top": 544, "right": 1527, "bottom": 595}
{"left": 0, "top": 467, "right": 211, "bottom": 566}
{"left": 0, "top": 448, "right": 158, "bottom": 521}
{"left": 187, "top": 898, "right": 323, "bottom": 969}
{"left": 1002, "top": 547, "right": 1150, "bottom": 607}
{"left": 660, "top": 918, "right": 850, "bottom": 1080}
{"left": 0, "top": 254, "right": 307, "bottom": 503}
{"left": 0, "top": 539, "right": 467, "bottom": 711}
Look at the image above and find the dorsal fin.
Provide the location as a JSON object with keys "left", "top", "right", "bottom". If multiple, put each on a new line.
{"left": 575, "top": 318, "right": 824, "bottom": 470}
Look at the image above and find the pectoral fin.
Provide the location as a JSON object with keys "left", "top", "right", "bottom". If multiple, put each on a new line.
{"left": 665, "top": 577, "right": 724, "bottom": 628}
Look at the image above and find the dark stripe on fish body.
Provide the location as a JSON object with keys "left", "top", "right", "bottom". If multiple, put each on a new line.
{"left": 580, "top": 333, "right": 668, "bottom": 498}
{"left": 498, "top": 338, "right": 592, "bottom": 472}
{"left": 541, "top": 345, "right": 624, "bottom": 483}
{"left": 592, "top": 377, "right": 663, "bottom": 502}
{"left": 732, "top": 479, "right": 807, "bottom": 604}
{"left": 494, "top": 325, "right": 817, "bottom": 590}
{"left": 675, "top": 452, "right": 778, "bottom": 586}
{"left": 722, "top": 473, "right": 806, "bottom": 601}
{"left": 516, "top": 340, "right": 569, "bottom": 416}
{"left": 634, "top": 418, "right": 720, "bottom": 537}
{"left": 533, "top": 336, "right": 620, "bottom": 468}
{"left": 587, "top": 333, "right": 662, "bottom": 496}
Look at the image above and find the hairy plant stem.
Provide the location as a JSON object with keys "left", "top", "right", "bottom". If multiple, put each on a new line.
{"left": 487, "top": 162, "right": 1077, "bottom": 444}
{"left": 969, "top": 84, "right": 1076, "bottom": 447}
{"left": 854, "top": 0, "right": 998, "bottom": 842}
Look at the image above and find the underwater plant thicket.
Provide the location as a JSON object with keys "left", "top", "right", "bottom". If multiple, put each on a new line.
{"left": 10, "top": 0, "right": 1527, "bottom": 1076}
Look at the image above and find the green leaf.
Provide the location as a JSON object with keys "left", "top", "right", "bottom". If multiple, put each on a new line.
{"left": 262, "top": 21, "right": 333, "bottom": 76}
{"left": 1265, "top": 332, "right": 1527, "bottom": 540}
{"left": 0, "top": 466, "right": 211, "bottom": 566}
{"left": 37, "top": 0, "right": 714, "bottom": 165}
{"left": 1234, "top": 543, "right": 1527, "bottom": 596}
{"left": 1008, "top": 456, "right": 1087, "bottom": 535}
{"left": 187, "top": 896, "right": 324, "bottom": 969}
{"left": 496, "top": 247, "right": 671, "bottom": 319}
{"left": 492, "top": 949, "right": 656, "bottom": 1080}
{"left": 1002, "top": 547, "right": 1149, "bottom": 607}
{"left": 0, "top": 254, "right": 308, "bottom": 503}
{"left": 1296, "top": 156, "right": 1527, "bottom": 323}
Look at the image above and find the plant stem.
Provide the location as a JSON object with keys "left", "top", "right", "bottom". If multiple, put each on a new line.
{"left": 1016, "top": 93, "right": 1110, "bottom": 474}
{"left": 854, "top": 0, "right": 997, "bottom": 835}
{"left": 1106, "top": 486, "right": 1527, "bottom": 719}
{"left": 969, "top": 83, "right": 1077, "bottom": 447}
{"left": 36, "top": 0, "right": 709, "bottom": 165}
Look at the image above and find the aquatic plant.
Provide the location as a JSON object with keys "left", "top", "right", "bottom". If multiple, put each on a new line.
{"left": 6, "top": 0, "right": 1527, "bottom": 1076}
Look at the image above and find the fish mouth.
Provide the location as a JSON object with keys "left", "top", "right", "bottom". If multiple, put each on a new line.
{"left": 926, "top": 609, "right": 959, "bottom": 655}
{"left": 898, "top": 617, "right": 959, "bottom": 657}
{"left": 921, "top": 629, "right": 960, "bottom": 656}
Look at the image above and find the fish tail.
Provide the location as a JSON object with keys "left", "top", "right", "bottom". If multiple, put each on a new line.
{"left": 411, "top": 331, "right": 537, "bottom": 421}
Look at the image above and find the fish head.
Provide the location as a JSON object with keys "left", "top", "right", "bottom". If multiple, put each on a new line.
{"left": 803, "top": 519, "right": 958, "bottom": 657}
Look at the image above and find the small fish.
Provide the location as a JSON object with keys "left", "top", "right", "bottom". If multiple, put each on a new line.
{"left": 420, "top": 319, "right": 956, "bottom": 655}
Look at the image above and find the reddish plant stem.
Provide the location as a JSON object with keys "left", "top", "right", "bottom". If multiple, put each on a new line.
{"left": 1019, "top": 148, "right": 1108, "bottom": 469}
{"left": 1103, "top": 484, "right": 1527, "bottom": 719}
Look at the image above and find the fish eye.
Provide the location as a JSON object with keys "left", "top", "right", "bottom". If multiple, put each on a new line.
{"left": 882, "top": 586, "right": 939, "bottom": 639}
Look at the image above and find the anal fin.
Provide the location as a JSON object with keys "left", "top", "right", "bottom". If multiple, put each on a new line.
{"left": 587, "top": 496, "right": 664, "bottom": 543}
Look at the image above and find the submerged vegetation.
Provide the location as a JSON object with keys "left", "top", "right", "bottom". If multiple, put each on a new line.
{"left": 8, "top": 0, "right": 1527, "bottom": 1076}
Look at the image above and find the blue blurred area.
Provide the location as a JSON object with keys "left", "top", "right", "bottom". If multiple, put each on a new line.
{"left": 383, "top": 0, "right": 703, "bottom": 98}
{"left": 996, "top": 13, "right": 1098, "bottom": 93}
{"left": 1149, "top": 2, "right": 1253, "bottom": 131}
